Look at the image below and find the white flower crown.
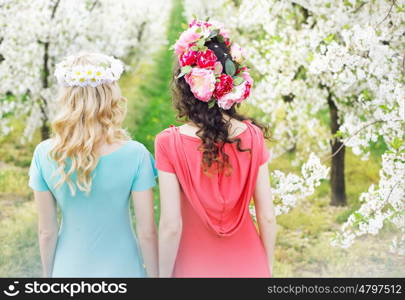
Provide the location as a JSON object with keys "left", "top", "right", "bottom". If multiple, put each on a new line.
{"left": 54, "top": 55, "right": 124, "bottom": 87}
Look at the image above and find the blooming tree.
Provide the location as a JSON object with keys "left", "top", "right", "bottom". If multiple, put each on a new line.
{"left": 0, "top": 0, "right": 170, "bottom": 140}
{"left": 184, "top": 0, "right": 405, "bottom": 254}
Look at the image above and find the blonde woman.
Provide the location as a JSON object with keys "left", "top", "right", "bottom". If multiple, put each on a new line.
{"left": 28, "top": 53, "right": 158, "bottom": 277}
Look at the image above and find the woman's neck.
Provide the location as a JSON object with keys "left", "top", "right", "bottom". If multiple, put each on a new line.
{"left": 183, "top": 116, "right": 247, "bottom": 139}
{"left": 186, "top": 114, "right": 231, "bottom": 127}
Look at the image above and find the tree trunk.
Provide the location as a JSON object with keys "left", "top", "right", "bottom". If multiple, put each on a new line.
{"left": 39, "top": 96, "right": 49, "bottom": 140}
{"left": 327, "top": 93, "right": 347, "bottom": 206}
{"left": 39, "top": 41, "right": 50, "bottom": 141}
{"left": 38, "top": 0, "right": 61, "bottom": 141}
{"left": 40, "top": 122, "right": 50, "bottom": 140}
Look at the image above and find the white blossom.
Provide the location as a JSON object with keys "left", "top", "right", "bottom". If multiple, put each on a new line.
{"left": 0, "top": 0, "right": 171, "bottom": 137}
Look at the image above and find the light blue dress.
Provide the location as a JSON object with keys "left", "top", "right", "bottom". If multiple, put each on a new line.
{"left": 28, "top": 139, "right": 157, "bottom": 277}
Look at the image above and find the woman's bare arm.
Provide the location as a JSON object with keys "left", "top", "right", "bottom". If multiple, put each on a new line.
{"left": 158, "top": 170, "right": 182, "bottom": 277}
{"left": 132, "top": 189, "right": 158, "bottom": 277}
{"left": 34, "top": 190, "right": 59, "bottom": 277}
{"left": 254, "top": 163, "right": 277, "bottom": 276}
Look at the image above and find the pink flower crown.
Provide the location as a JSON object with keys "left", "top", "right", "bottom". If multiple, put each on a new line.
{"left": 172, "top": 19, "right": 253, "bottom": 110}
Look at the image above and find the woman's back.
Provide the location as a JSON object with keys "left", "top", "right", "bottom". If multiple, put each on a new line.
{"left": 30, "top": 139, "right": 156, "bottom": 277}
{"left": 31, "top": 139, "right": 155, "bottom": 211}
{"left": 155, "top": 120, "right": 271, "bottom": 277}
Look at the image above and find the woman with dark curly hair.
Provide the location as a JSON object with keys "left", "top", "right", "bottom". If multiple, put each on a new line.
{"left": 155, "top": 20, "right": 277, "bottom": 277}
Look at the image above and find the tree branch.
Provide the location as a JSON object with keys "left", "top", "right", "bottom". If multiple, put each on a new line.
{"left": 386, "top": 180, "right": 401, "bottom": 208}
{"left": 354, "top": 1, "right": 367, "bottom": 13}
{"left": 88, "top": 0, "right": 100, "bottom": 13}
{"left": 137, "top": 21, "right": 147, "bottom": 42}
{"left": 376, "top": 0, "right": 396, "bottom": 26}
{"left": 51, "top": 0, "right": 61, "bottom": 19}
{"left": 323, "top": 119, "right": 404, "bottom": 161}
{"left": 402, "top": 53, "right": 405, "bottom": 77}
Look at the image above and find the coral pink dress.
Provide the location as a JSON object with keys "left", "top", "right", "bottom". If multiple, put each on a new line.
{"left": 155, "top": 120, "right": 271, "bottom": 277}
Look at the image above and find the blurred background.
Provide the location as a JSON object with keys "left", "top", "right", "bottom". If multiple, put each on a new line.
{"left": 0, "top": 0, "right": 404, "bottom": 277}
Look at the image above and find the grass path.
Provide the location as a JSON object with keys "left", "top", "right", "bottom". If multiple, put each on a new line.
{"left": 122, "top": 0, "right": 184, "bottom": 151}
{"left": 121, "top": 0, "right": 185, "bottom": 221}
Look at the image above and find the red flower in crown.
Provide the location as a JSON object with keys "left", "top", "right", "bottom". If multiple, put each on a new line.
{"left": 196, "top": 49, "right": 217, "bottom": 69}
{"left": 180, "top": 50, "right": 198, "bottom": 66}
{"left": 213, "top": 74, "right": 234, "bottom": 98}
{"left": 243, "top": 82, "right": 252, "bottom": 99}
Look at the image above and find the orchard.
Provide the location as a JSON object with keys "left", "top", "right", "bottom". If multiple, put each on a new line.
{"left": 0, "top": 0, "right": 404, "bottom": 276}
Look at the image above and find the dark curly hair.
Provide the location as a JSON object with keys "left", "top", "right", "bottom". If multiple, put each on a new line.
{"left": 171, "top": 37, "right": 270, "bottom": 175}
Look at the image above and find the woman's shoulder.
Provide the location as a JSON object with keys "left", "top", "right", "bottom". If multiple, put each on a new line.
{"left": 33, "top": 139, "right": 54, "bottom": 155}
{"left": 31, "top": 139, "right": 56, "bottom": 167}
{"left": 115, "top": 140, "right": 153, "bottom": 164}
{"left": 244, "top": 120, "right": 265, "bottom": 137}
{"left": 126, "top": 139, "right": 151, "bottom": 154}
{"left": 155, "top": 127, "right": 175, "bottom": 144}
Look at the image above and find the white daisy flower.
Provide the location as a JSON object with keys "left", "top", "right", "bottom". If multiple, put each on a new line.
{"left": 71, "top": 66, "right": 85, "bottom": 78}
{"left": 65, "top": 72, "right": 78, "bottom": 86}
{"left": 84, "top": 67, "right": 95, "bottom": 79}
{"left": 89, "top": 77, "right": 99, "bottom": 87}
{"left": 94, "top": 67, "right": 104, "bottom": 79}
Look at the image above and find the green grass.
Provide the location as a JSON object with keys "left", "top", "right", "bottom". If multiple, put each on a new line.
{"left": 274, "top": 209, "right": 405, "bottom": 277}
{"left": 0, "top": 200, "right": 40, "bottom": 277}
{"left": 0, "top": 168, "right": 30, "bottom": 197}
{"left": 0, "top": 118, "right": 38, "bottom": 168}
{"left": 0, "top": 119, "right": 41, "bottom": 276}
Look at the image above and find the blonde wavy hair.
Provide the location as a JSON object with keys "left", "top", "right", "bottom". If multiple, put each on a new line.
{"left": 50, "top": 52, "right": 130, "bottom": 195}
